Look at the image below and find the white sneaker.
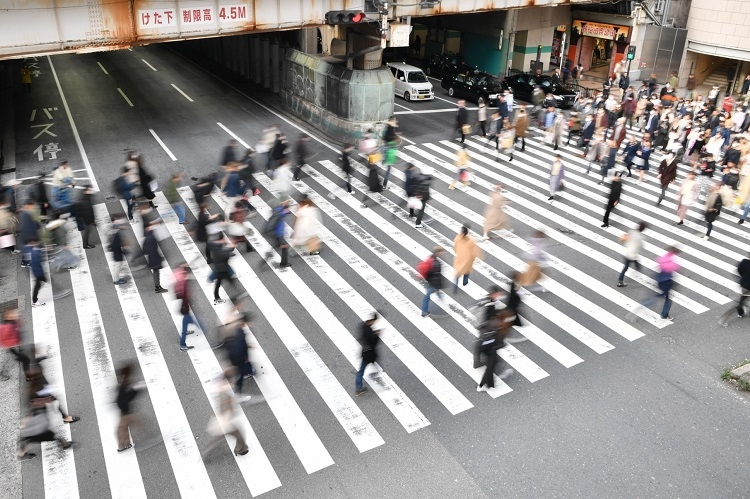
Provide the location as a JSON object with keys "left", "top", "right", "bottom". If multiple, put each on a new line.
{"left": 504, "top": 334, "right": 528, "bottom": 344}
{"left": 236, "top": 395, "right": 252, "bottom": 403}
{"left": 498, "top": 368, "right": 514, "bottom": 379}
{"left": 476, "top": 385, "right": 487, "bottom": 392}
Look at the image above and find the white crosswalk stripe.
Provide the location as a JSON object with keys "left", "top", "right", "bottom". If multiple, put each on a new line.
{"left": 25, "top": 119, "right": 747, "bottom": 497}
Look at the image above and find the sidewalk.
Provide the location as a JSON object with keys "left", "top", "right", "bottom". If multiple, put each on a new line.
{"left": 0, "top": 60, "right": 22, "bottom": 499}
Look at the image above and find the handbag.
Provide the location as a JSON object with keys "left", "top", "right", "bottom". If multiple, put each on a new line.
{"left": 631, "top": 156, "right": 645, "bottom": 167}
{"left": 462, "top": 124, "right": 472, "bottom": 135}
{"left": 0, "top": 233, "right": 14, "bottom": 248}
{"left": 407, "top": 196, "right": 422, "bottom": 210}
{"left": 556, "top": 181, "right": 565, "bottom": 192}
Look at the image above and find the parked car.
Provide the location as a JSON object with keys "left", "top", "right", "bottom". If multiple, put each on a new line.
{"left": 440, "top": 71, "right": 504, "bottom": 106}
{"left": 386, "top": 62, "right": 434, "bottom": 101}
{"left": 501, "top": 73, "right": 577, "bottom": 108}
{"left": 424, "top": 52, "right": 471, "bottom": 78}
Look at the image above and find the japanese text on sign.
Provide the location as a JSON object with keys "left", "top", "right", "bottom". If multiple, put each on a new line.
{"left": 571, "top": 20, "right": 630, "bottom": 42}
{"left": 182, "top": 8, "right": 213, "bottom": 24}
{"left": 139, "top": 9, "right": 177, "bottom": 28}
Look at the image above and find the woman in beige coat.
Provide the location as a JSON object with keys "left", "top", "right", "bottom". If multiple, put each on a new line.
{"left": 482, "top": 185, "right": 510, "bottom": 240}
{"left": 453, "top": 225, "right": 483, "bottom": 293}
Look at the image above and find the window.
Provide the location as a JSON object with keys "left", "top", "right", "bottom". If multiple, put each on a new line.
{"left": 407, "top": 71, "right": 427, "bottom": 83}
{"left": 390, "top": 66, "right": 398, "bottom": 77}
{"left": 455, "top": 74, "right": 465, "bottom": 83}
{"left": 518, "top": 75, "right": 530, "bottom": 85}
{"left": 466, "top": 76, "right": 475, "bottom": 86}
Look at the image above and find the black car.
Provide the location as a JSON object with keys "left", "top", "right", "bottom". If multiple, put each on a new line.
{"left": 424, "top": 52, "right": 471, "bottom": 78}
{"left": 502, "top": 73, "right": 577, "bottom": 108}
{"left": 441, "top": 71, "right": 504, "bottom": 106}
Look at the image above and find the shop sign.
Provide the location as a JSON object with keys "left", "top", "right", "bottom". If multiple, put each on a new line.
{"left": 572, "top": 20, "right": 629, "bottom": 42}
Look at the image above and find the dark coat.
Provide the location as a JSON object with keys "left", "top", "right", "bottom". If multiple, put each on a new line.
{"left": 110, "top": 230, "right": 126, "bottom": 262}
{"left": 367, "top": 164, "right": 382, "bottom": 193}
{"left": 18, "top": 209, "right": 39, "bottom": 244}
{"left": 607, "top": 181, "right": 622, "bottom": 207}
{"left": 581, "top": 121, "right": 595, "bottom": 141}
{"left": 220, "top": 145, "right": 238, "bottom": 166}
{"left": 425, "top": 255, "right": 443, "bottom": 290}
{"left": 211, "top": 243, "right": 233, "bottom": 274}
{"left": 658, "top": 158, "right": 678, "bottom": 187}
{"left": 359, "top": 322, "right": 380, "bottom": 365}
{"left": 143, "top": 230, "right": 162, "bottom": 270}
{"left": 705, "top": 193, "right": 722, "bottom": 223}
{"left": 341, "top": 149, "right": 352, "bottom": 175}
{"left": 404, "top": 168, "right": 417, "bottom": 196}
{"left": 76, "top": 192, "right": 96, "bottom": 225}
{"left": 622, "top": 142, "right": 639, "bottom": 165}
{"left": 738, "top": 259, "right": 750, "bottom": 290}
{"left": 456, "top": 106, "right": 468, "bottom": 127}
{"left": 139, "top": 165, "right": 156, "bottom": 200}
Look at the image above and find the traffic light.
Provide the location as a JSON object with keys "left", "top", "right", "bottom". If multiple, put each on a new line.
{"left": 326, "top": 10, "right": 366, "bottom": 25}
{"left": 627, "top": 45, "right": 636, "bottom": 60}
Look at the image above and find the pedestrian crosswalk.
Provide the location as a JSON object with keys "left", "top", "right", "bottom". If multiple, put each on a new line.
{"left": 21, "top": 122, "right": 743, "bottom": 497}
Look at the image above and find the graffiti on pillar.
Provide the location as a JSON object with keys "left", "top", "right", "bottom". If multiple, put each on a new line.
{"left": 287, "top": 65, "right": 315, "bottom": 102}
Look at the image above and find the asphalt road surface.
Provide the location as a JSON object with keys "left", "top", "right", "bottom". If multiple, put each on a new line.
{"left": 8, "top": 45, "right": 750, "bottom": 498}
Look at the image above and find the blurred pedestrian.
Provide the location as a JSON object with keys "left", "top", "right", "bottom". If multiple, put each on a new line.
{"left": 165, "top": 172, "right": 186, "bottom": 225}
{"left": 221, "top": 162, "right": 244, "bottom": 217}
{"left": 115, "top": 362, "right": 145, "bottom": 452}
{"left": 272, "top": 160, "right": 294, "bottom": 201}
{"left": 18, "top": 376, "right": 75, "bottom": 460}
{"left": 449, "top": 143, "right": 470, "bottom": 190}
{"left": 420, "top": 246, "right": 445, "bottom": 318}
{"left": 413, "top": 167, "right": 432, "bottom": 228}
{"left": 132, "top": 152, "right": 157, "bottom": 209}
{"left": 291, "top": 196, "right": 322, "bottom": 256}
{"left": 354, "top": 312, "right": 381, "bottom": 396}
{"left": 676, "top": 171, "right": 698, "bottom": 225}
{"left": 210, "top": 235, "right": 239, "bottom": 304}
{"left": 361, "top": 149, "right": 383, "bottom": 208}
{"left": 0, "top": 308, "right": 25, "bottom": 379}
{"left": 292, "top": 133, "right": 310, "bottom": 181}
{"left": 143, "top": 221, "right": 167, "bottom": 293}
{"left": 224, "top": 314, "right": 254, "bottom": 400}
{"left": 109, "top": 216, "right": 129, "bottom": 285}
{"left": 476, "top": 309, "right": 514, "bottom": 392}
{"left": 74, "top": 185, "right": 97, "bottom": 249}
{"left": 270, "top": 199, "right": 291, "bottom": 269}
{"left": 499, "top": 118, "right": 515, "bottom": 161}
{"left": 703, "top": 182, "right": 723, "bottom": 241}
{"left": 601, "top": 173, "right": 622, "bottom": 228}
{"left": 636, "top": 247, "right": 680, "bottom": 321}
{"left": 456, "top": 100, "right": 468, "bottom": 143}
{"left": 18, "top": 199, "right": 41, "bottom": 267}
{"left": 453, "top": 225, "right": 482, "bottom": 293}
{"left": 115, "top": 166, "right": 137, "bottom": 223}
{"left": 513, "top": 107, "right": 527, "bottom": 152}
{"left": 227, "top": 199, "right": 254, "bottom": 254}
{"left": 220, "top": 139, "right": 240, "bottom": 167}
{"left": 173, "top": 263, "right": 201, "bottom": 352}
{"left": 548, "top": 154, "right": 565, "bottom": 201}
{"left": 29, "top": 239, "right": 46, "bottom": 307}
{"left": 338, "top": 143, "right": 354, "bottom": 196}
{"left": 519, "top": 230, "right": 547, "bottom": 294}
{"left": 200, "top": 369, "right": 249, "bottom": 459}
{"left": 617, "top": 221, "right": 647, "bottom": 287}
{"left": 656, "top": 152, "right": 678, "bottom": 204}
{"left": 382, "top": 117, "right": 399, "bottom": 188}
{"left": 482, "top": 185, "right": 510, "bottom": 240}
{"left": 476, "top": 98, "right": 487, "bottom": 137}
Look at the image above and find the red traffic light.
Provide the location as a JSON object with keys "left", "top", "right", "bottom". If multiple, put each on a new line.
{"left": 326, "top": 10, "right": 366, "bottom": 25}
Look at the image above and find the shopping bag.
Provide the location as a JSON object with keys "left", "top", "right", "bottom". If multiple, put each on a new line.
{"left": 0, "top": 233, "right": 14, "bottom": 248}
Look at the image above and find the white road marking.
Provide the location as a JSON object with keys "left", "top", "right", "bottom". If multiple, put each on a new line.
{"left": 67, "top": 231, "right": 147, "bottom": 498}
{"left": 30, "top": 263, "right": 80, "bottom": 498}
{"left": 433, "top": 95, "right": 457, "bottom": 105}
{"left": 123, "top": 200, "right": 284, "bottom": 492}
{"left": 217, "top": 123, "right": 250, "bottom": 148}
{"left": 394, "top": 102, "right": 413, "bottom": 111}
{"left": 29, "top": 109, "right": 36, "bottom": 122}
{"left": 210, "top": 192, "right": 430, "bottom": 433}
{"left": 97, "top": 62, "right": 108, "bottom": 75}
{"left": 171, "top": 83, "right": 194, "bottom": 102}
{"left": 163, "top": 191, "right": 335, "bottom": 475}
{"left": 47, "top": 56, "right": 100, "bottom": 192}
{"left": 141, "top": 59, "right": 157, "bottom": 71}
{"left": 149, "top": 129, "right": 177, "bottom": 161}
{"left": 43, "top": 108, "right": 53, "bottom": 120}
{"left": 117, "top": 88, "right": 134, "bottom": 107}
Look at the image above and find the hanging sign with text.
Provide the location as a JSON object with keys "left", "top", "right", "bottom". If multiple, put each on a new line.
{"left": 571, "top": 20, "right": 630, "bottom": 42}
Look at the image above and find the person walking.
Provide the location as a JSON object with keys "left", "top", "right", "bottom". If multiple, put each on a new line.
{"left": 452, "top": 225, "right": 482, "bottom": 293}
{"left": 382, "top": 118, "right": 399, "bottom": 189}
{"left": 482, "top": 185, "right": 510, "bottom": 240}
{"left": 220, "top": 139, "right": 240, "bottom": 167}
{"left": 221, "top": 162, "right": 244, "bottom": 218}
{"left": 456, "top": 100, "right": 468, "bottom": 143}
{"left": 211, "top": 235, "right": 239, "bottom": 304}
{"left": 224, "top": 314, "right": 254, "bottom": 400}
{"left": 499, "top": 119, "right": 515, "bottom": 161}
{"left": 270, "top": 199, "right": 291, "bottom": 268}
{"left": 115, "top": 362, "right": 145, "bottom": 452}
{"left": 291, "top": 197, "right": 322, "bottom": 256}
{"left": 143, "top": 221, "right": 167, "bottom": 293}
{"left": 617, "top": 221, "right": 647, "bottom": 287}
{"left": 109, "top": 217, "right": 129, "bottom": 285}
{"left": 165, "top": 172, "right": 186, "bottom": 225}
{"left": 200, "top": 369, "right": 249, "bottom": 459}
{"left": 731, "top": 253, "right": 750, "bottom": 318}
{"left": 513, "top": 107, "right": 528, "bottom": 152}
{"left": 703, "top": 182, "right": 723, "bottom": 240}
{"left": 354, "top": 312, "right": 382, "bottom": 396}
{"left": 75, "top": 185, "right": 97, "bottom": 249}
{"left": 115, "top": 166, "right": 137, "bottom": 223}
{"left": 339, "top": 143, "right": 354, "bottom": 196}
{"left": 656, "top": 152, "right": 678, "bottom": 204}
{"left": 420, "top": 246, "right": 445, "bottom": 318}
{"left": 476, "top": 99, "right": 488, "bottom": 137}
{"left": 637, "top": 247, "right": 680, "bottom": 321}
{"left": 548, "top": 154, "right": 565, "bottom": 201}
{"left": 29, "top": 239, "right": 46, "bottom": 308}
{"left": 632, "top": 137, "right": 652, "bottom": 183}
{"left": 476, "top": 309, "right": 514, "bottom": 392}
{"left": 414, "top": 168, "right": 432, "bottom": 229}
{"left": 361, "top": 151, "right": 383, "bottom": 209}
{"left": 173, "top": 263, "right": 202, "bottom": 352}
{"left": 676, "top": 171, "right": 698, "bottom": 225}
{"left": 601, "top": 173, "right": 622, "bottom": 228}
{"left": 404, "top": 163, "right": 418, "bottom": 217}
{"left": 18, "top": 199, "right": 40, "bottom": 268}
{"left": 132, "top": 153, "right": 157, "bottom": 209}
{"left": 17, "top": 377, "right": 75, "bottom": 460}
{"left": 580, "top": 114, "right": 595, "bottom": 156}
{"left": 449, "top": 143, "right": 470, "bottom": 190}
{"left": 292, "top": 134, "right": 310, "bottom": 181}
{"left": 598, "top": 140, "right": 617, "bottom": 185}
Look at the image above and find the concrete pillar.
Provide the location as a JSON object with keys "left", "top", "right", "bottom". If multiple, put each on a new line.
{"left": 271, "top": 42, "right": 280, "bottom": 93}
{"left": 253, "top": 37, "right": 262, "bottom": 85}
{"left": 299, "top": 28, "right": 318, "bottom": 55}
{"left": 262, "top": 38, "right": 271, "bottom": 89}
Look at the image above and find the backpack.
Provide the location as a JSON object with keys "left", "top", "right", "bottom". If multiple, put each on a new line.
{"left": 416, "top": 256, "right": 434, "bottom": 279}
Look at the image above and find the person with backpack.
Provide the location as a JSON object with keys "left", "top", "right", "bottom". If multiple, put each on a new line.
{"left": 453, "top": 225, "right": 482, "bottom": 293}
{"left": 419, "top": 246, "right": 445, "bottom": 318}
{"left": 354, "top": 312, "right": 382, "bottom": 396}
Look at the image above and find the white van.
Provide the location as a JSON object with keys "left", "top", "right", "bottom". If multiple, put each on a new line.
{"left": 386, "top": 62, "right": 434, "bottom": 101}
